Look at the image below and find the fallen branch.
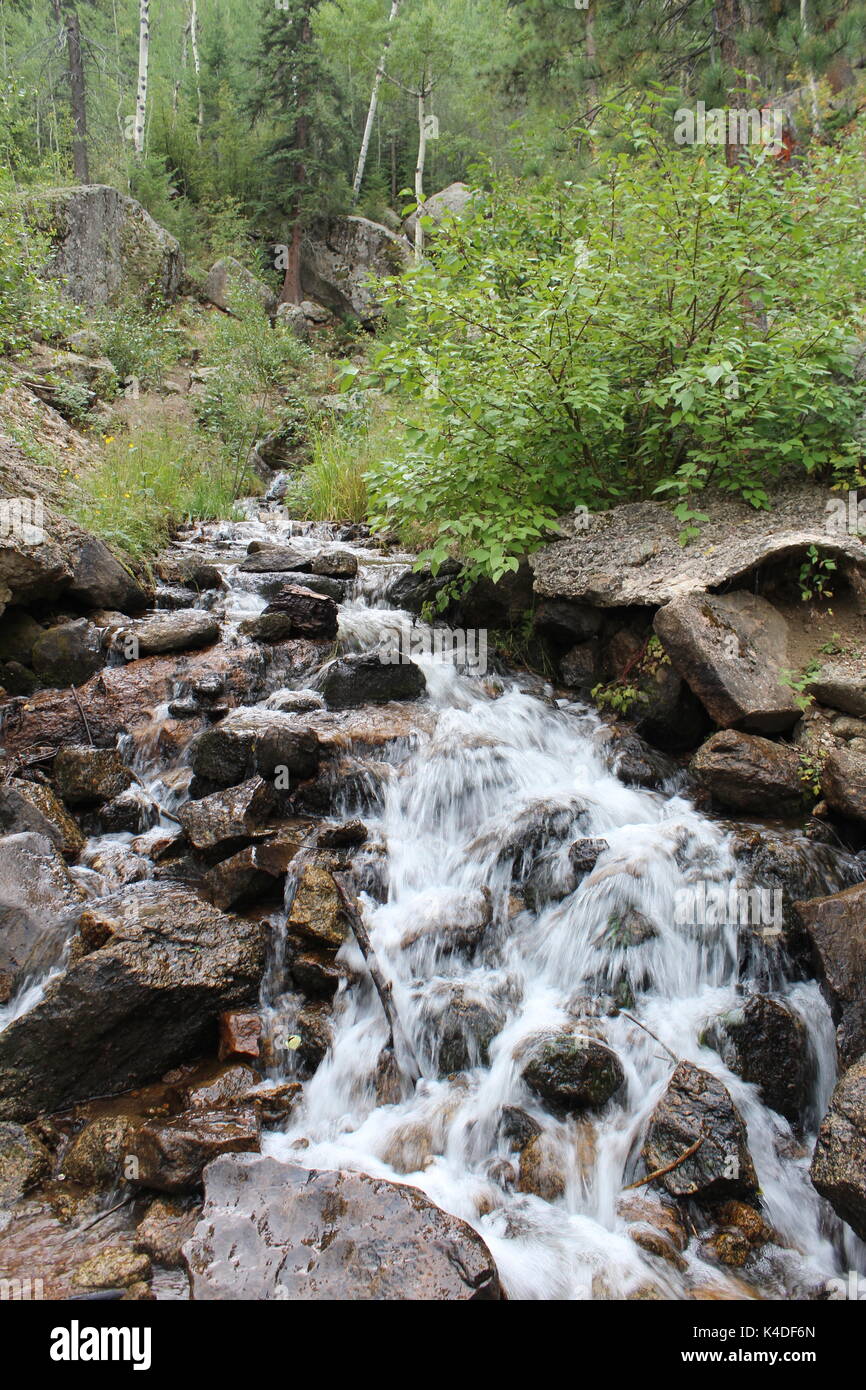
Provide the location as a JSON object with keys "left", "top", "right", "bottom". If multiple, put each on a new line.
{"left": 71, "top": 684, "right": 94, "bottom": 746}
{"left": 621, "top": 1011, "right": 679, "bottom": 1065}
{"left": 333, "top": 871, "right": 421, "bottom": 1084}
{"left": 623, "top": 1135, "right": 704, "bottom": 1191}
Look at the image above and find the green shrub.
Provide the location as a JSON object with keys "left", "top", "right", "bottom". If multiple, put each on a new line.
{"left": 92, "top": 301, "right": 186, "bottom": 390}
{"left": 368, "top": 103, "right": 866, "bottom": 582}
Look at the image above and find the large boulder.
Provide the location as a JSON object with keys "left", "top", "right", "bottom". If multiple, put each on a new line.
{"left": 642, "top": 1061, "right": 758, "bottom": 1199}
{"left": 705, "top": 994, "right": 810, "bottom": 1125}
{"left": 530, "top": 492, "right": 866, "bottom": 608}
{"left": 202, "top": 258, "right": 276, "bottom": 318}
{"left": 25, "top": 184, "right": 184, "bottom": 306}
{"left": 811, "top": 1056, "right": 866, "bottom": 1240}
{"left": 402, "top": 182, "right": 475, "bottom": 242}
{"left": 183, "top": 1155, "right": 502, "bottom": 1299}
{"left": 301, "top": 215, "right": 412, "bottom": 324}
{"left": 0, "top": 884, "right": 267, "bottom": 1120}
{"left": 66, "top": 537, "right": 149, "bottom": 613}
{"left": 521, "top": 1030, "right": 625, "bottom": 1111}
{"left": 820, "top": 748, "right": 866, "bottom": 825}
{"left": 187, "top": 709, "right": 319, "bottom": 788}
{"left": 0, "top": 831, "right": 85, "bottom": 1001}
{"left": 793, "top": 882, "right": 866, "bottom": 1068}
{"left": 690, "top": 730, "right": 804, "bottom": 814}
{"left": 654, "top": 592, "right": 800, "bottom": 733}
{"left": 31, "top": 618, "right": 103, "bottom": 688}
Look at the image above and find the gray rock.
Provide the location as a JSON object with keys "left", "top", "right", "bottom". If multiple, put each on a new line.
{"left": 642, "top": 1061, "right": 758, "bottom": 1199}
{"left": 403, "top": 182, "right": 475, "bottom": 241}
{"left": 706, "top": 995, "right": 811, "bottom": 1125}
{"left": 310, "top": 549, "right": 357, "bottom": 579}
{"left": 133, "top": 610, "right": 220, "bottom": 655}
{"left": 202, "top": 257, "right": 276, "bottom": 318}
{"left": 0, "top": 883, "right": 267, "bottom": 1121}
{"left": 820, "top": 747, "right": 866, "bottom": 824}
{"left": 318, "top": 652, "right": 426, "bottom": 709}
{"left": 811, "top": 1055, "right": 866, "bottom": 1240}
{"left": 0, "top": 539, "right": 71, "bottom": 612}
{"left": 301, "top": 215, "right": 412, "bottom": 323}
{"left": 178, "top": 777, "right": 277, "bottom": 853}
{"left": 258, "top": 583, "right": 338, "bottom": 638}
{"left": 530, "top": 493, "right": 866, "bottom": 608}
{"left": 654, "top": 592, "right": 800, "bottom": 732}
{"left": 238, "top": 545, "right": 313, "bottom": 574}
{"left": 25, "top": 184, "right": 184, "bottom": 306}
{"left": 183, "top": 1155, "right": 502, "bottom": 1299}
{"left": 0, "top": 779, "right": 85, "bottom": 856}
{"left": 808, "top": 666, "right": 866, "bottom": 718}
{"left": 0, "top": 831, "right": 85, "bottom": 1000}
{"left": 522, "top": 1030, "right": 625, "bottom": 1111}
{"left": 67, "top": 537, "right": 149, "bottom": 613}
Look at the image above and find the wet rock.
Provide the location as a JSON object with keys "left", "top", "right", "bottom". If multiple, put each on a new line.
{"left": 310, "top": 549, "right": 357, "bottom": 579}
{"left": 179, "top": 1063, "right": 260, "bottom": 1111}
{"left": 793, "top": 882, "right": 866, "bottom": 1068}
{"left": 318, "top": 653, "right": 428, "bottom": 711}
{"left": 399, "top": 888, "right": 492, "bottom": 953}
{"left": 0, "top": 660, "right": 39, "bottom": 695}
{"left": 72, "top": 1247, "right": 152, "bottom": 1291}
{"left": 424, "top": 985, "right": 506, "bottom": 1075}
{"left": 177, "top": 776, "right": 277, "bottom": 854}
{"left": 237, "top": 611, "right": 294, "bottom": 642}
{"left": 132, "top": 1109, "right": 260, "bottom": 1192}
{"left": 497, "top": 1105, "right": 542, "bottom": 1152}
{"left": 204, "top": 834, "right": 303, "bottom": 909}
{"left": 67, "top": 537, "right": 149, "bottom": 613}
{"left": 599, "top": 727, "right": 679, "bottom": 789}
{"left": 187, "top": 709, "right": 319, "bottom": 789}
{"left": 617, "top": 1192, "right": 688, "bottom": 1253}
{"left": 642, "top": 1061, "right": 758, "bottom": 1199}
{"left": 183, "top": 1154, "right": 502, "bottom": 1299}
{"left": 96, "top": 787, "right": 158, "bottom": 835}
{"left": 31, "top": 618, "right": 103, "bottom": 687}
{"left": 0, "top": 884, "right": 267, "bottom": 1121}
{"left": 706, "top": 995, "right": 810, "bottom": 1125}
{"left": 0, "top": 1121, "right": 51, "bottom": 1202}
{"left": 135, "top": 1196, "right": 200, "bottom": 1268}
{"left": 0, "top": 609, "right": 42, "bottom": 665}
{"left": 317, "top": 819, "right": 367, "bottom": 848}
{"left": 260, "top": 571, "right": 346, "bottom": 602}
{"left": 292, "top": 1000, "right": 334, "bottom": 1075}
{"left": 820, "top": 748, "right": 866, "bottom": 824}
{"left": 522, "top": 1031, "right": 625, "bottom": 1112}
{"left": 0, "top": 778, "right": 85, "bottom": 856}
{"left": 259, "top": 584, "right": 338, "bottom": 638}
{"left": 603, "top": 907, "right": 658, "bottom": 948}
{"left": 559, "top": 640, "right": 600, "bottom": 690}
{"left": 654, "top": 592, "right": 800, "bottom": 733}
{"left": 533, "top": 599, "right": 602, "bottom": 646}
{"left": 265, "top": 687, "right": 325, "bottom": 713}
{"left": 238, "top": 545, "right": 312, "bottom": 574}
{"left": 218, "top": 1011, "right": 262, "bottom": 1063}
{"left": 517, "top": 1134, "right": 567, "bottom": 1202}
{"left": 202, "top": 257, "right": 276, "bottom": 317}
{"left": 52, "top": 746, "right": 134, "bottom": 805}
{"left": 569, "top": 837, "right": 610, "bottom": 878}
{"left": 700, "top": 1229, "right": 751, "bottom": 1267}
{"left": 132, "top": 610, "right": 220, "bottom": 655}
{"left": 246, "top": 1080, "right": 302, "bottom": 1126}
{"left": 690, "top": 730, "right": 804, "bottom": 815}
{"left": 286, "top": 865, "right": 348, "bottom": 947}
{"left": 289, "top": 945, "right": 346, "bottom": 998}
{"left": 810, "top": 1055, "right": 866, "bottom": 1240}
{"left": 0, "top": 831, "right": 85, "bottom": 995}
{"left": 154, "top": 555, "right": 223, "bottom": 592}
{"left": 62, "top": 1115, "right": 143, "bottom": 1187}
{"left": 712, "top": 1198, "right": 771, "bottom": 1249}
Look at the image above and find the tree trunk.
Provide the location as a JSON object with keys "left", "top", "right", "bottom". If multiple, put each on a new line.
{"left": 134, "top": 0, "right": 150, "bottom": 157}
{"left": 414, "top": 77, "right": 428, "bottom": 262}
{"left": 279, "top": 10, "right": 313, "bottom": 306}
{"left": 352, "top": 0, "right": 402, "bottom": 204}
{"left": 190, "top": 0, "right": 204, "bottom": 144}
{"left": 715, "top": 0, "right": 742, "bottom": 167}
{"left": 52, "top": 0, "right": 90, "bottom": 182}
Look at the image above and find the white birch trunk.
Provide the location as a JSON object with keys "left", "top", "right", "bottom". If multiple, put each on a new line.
{"left": 352, "top": 0, "right": 402, "bottom": 204}
{"left": 133, "top": 0, "right": 149, "bottom": 156}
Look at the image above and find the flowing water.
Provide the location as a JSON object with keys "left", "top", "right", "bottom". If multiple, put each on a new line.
{"left": 4, "top": 509, "right": 866, "bottom": 1300}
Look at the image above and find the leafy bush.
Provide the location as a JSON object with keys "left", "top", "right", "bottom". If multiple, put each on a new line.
{"left": 0, "top": 177, "right": 80, "bottom": 367}
{"left": 93, "top": 300, "right": 186, "bottom": 390}
{"left": 368, "top": 106, "right": 866, "bottom": 581}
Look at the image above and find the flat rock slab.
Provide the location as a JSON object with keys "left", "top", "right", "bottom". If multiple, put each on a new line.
{"left": 183, "top": 1155, "right": 502, "bottom": 1299}
{"left": 654, "top": 592, "right": 800, "bottom": 732}
{"left": 530, "top": 495, "right": 866, "bottom": 607}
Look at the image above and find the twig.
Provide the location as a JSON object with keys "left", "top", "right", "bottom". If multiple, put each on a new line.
{"left": 623, "top": 1136, "right": 704, "bottom": 1191}
{"left": 70, "top": 684, "right": 94, "bottom": 746}
{"left": 333, "top": 871, "right": 421, "bottom": 1084}
{"left": 77, "top": 1192, "right": 135, "bottom": 1231}
{"left": 621, "top": 1011, "right": 679, "bottom": 1064}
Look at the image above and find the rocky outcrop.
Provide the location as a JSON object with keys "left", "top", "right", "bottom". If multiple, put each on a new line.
{"left": 642, "top": 1061, "right": 758, "bottom": 1199}
{"left": 530, "top": 492, "right": 866, "bottom": 608}
{"left": 811, "top": 1055, "right": 866, "bottom": 1240}
{"left": 0, "top": 884, "right": 267, "bottom": 1120}
{"left": 690, "top": 730, "right": 804, "bottom": 814}
{"left": 183, "top": 1155, "right": 502, "bottom": 1299}
{"left": 25, "top": 184, "right": 184, "bottom": 306}
{"left": 654, "top": 592, "right": 801, "bottom": 733}
{"left": 301, "top": 215, "right": 412, "bottom": 324}
{"left": 794, "top": 882, "right": 866, "bottom": 1068}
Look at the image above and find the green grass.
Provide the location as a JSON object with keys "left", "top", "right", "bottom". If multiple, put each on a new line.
{"left": 293, "top": 407, "right": 406, "bottom": 524}
{"left": 72, "top": 426, "right": 260, "bottom": 561}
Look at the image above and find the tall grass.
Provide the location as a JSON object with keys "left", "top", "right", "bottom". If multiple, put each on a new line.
{"left": 296, "top": 408, "right": 403, "bottom": 523}
{"left": 72, "top": 427, "right": 260, "bottom": 560}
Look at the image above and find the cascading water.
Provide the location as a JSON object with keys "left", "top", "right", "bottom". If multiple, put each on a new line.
{"left": 4, "top": 508, "right": 864, "bottom": 1300}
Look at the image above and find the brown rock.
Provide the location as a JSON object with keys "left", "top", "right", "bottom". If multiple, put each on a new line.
{"left": 793, "top": 882, "right": 866, "bottom": 1067}
{"left": 690, "top": 730, "right": 804, "bottom": 815}
{"left": 218, "top": 1011, "right": 262, "bottom": 1063}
